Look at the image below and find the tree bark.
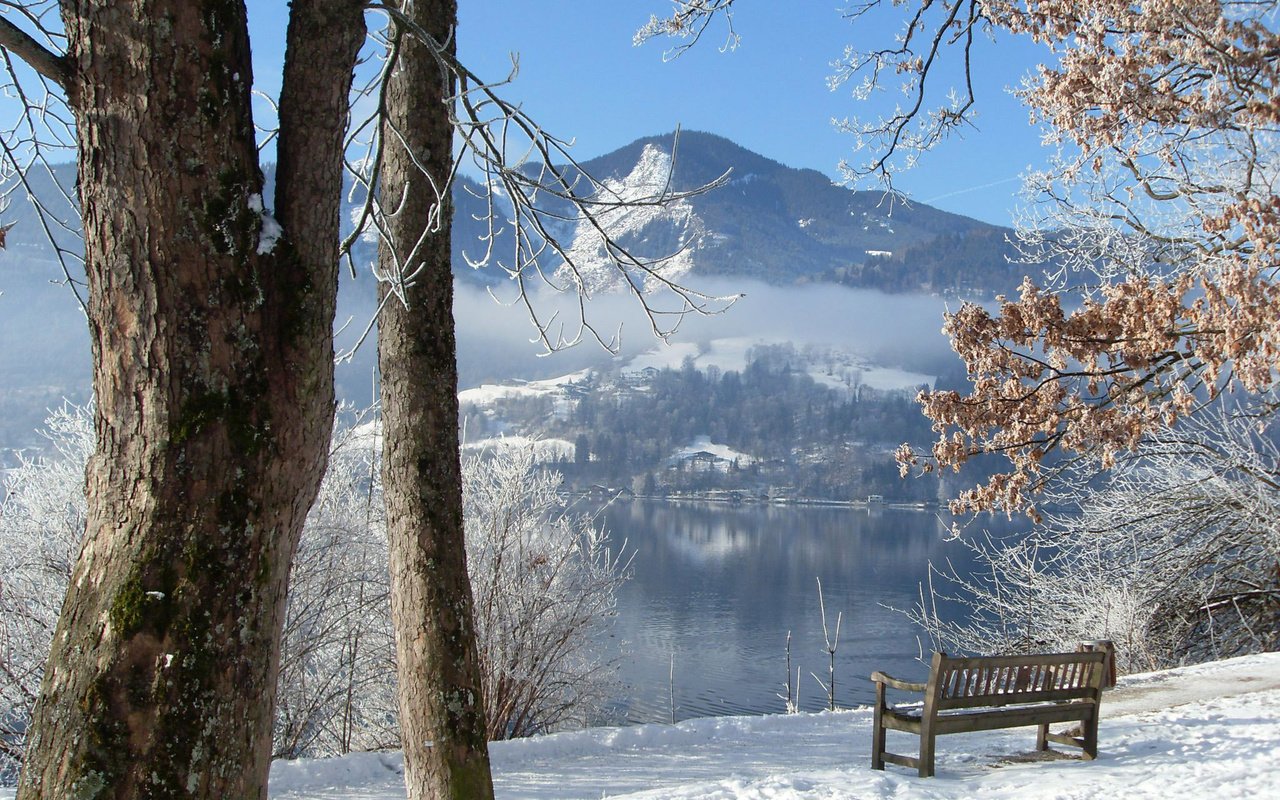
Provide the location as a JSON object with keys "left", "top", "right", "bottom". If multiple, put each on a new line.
{"left": 376, "top": 2, "right": 496, "bottom": 798}
{"left": 17, "top": 2, "right": 364, "bottom": 797}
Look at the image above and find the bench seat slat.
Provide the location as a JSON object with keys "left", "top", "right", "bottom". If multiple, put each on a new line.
{"left": 883, "top": 701, "right": 1096, "bottom": 734}
{"left": 932, "top": 702, "right": 1096, "bottom": 734}
{"left": 881, "top": 709, "right": 924, "bottom": 734}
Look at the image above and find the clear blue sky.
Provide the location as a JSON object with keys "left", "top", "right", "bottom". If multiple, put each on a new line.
{"left": 247, "top": 2, "right": 1053, "bottom": 227}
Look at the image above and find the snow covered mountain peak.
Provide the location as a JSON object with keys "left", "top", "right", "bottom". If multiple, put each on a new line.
{"left": 556, "top": 144, "right": 706, "bottom": 294}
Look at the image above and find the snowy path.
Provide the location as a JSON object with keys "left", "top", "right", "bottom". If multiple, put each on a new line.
{"left": 1102, "top": 653, "right": 1280, "bottom": 718}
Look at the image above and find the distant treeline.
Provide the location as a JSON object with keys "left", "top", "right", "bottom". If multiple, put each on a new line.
{"left": 464, "top": 344, "right": 969, "bottom": 502}
{"left": 821, "top": 229, "right": 1033, "bottom": 296}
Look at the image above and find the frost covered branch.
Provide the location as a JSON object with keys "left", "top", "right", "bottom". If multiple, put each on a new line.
{"left": 828, "top": 0, "right": 987, "bottom": 192}
{"left": 342, "top": 7, "right": 738, "bottom": 358}
{"left": 633, "top": 0, "right": 740, "bottom": 61}
{"left": 909, "top": 402, "right": 1280, "bottom": 671}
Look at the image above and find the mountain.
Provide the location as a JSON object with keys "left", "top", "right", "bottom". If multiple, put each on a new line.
{"left": 449, "top": 131, "right": 1028, "bottom": 293}
{"left": 0, "top": 131, "right": 1028, "bottom": 453}
{"left": 3, "top": 132, "right": 1026, "bottom": 295}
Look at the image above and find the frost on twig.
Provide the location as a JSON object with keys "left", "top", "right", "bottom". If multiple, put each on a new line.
{"left": 906, "top": 400, "right": 1280, "bottom": 672}
{"left": 633, "top": 0, "right": 740, "bottom": 62}
{"left": 815, "top": 577, "right": 842, "bottom": 711}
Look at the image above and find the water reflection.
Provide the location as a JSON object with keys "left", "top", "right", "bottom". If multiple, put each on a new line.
{"left": 597, "top": 501, "right": 1021, "bottom": 723}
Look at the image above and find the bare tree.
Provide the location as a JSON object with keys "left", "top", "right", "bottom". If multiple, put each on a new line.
{"left": 0, "top": 3, "right": 370, "bottom": 797}
{"left": 361, "top": 3, "right": 497, "bottom": 796}
{"left": 347, "top": 5, "right": 733, "bottom": 797}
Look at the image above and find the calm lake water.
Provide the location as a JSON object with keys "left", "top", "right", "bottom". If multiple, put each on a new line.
{"left": 596, "top": 501, "right": 1020, "bottom": 724}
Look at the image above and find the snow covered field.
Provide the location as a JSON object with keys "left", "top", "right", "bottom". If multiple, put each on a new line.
{"left": 269, "top": 652, "right": 1279, "bottom": 798}
{"left": 5, "top": 654, "right": 1276, "bottom": 798}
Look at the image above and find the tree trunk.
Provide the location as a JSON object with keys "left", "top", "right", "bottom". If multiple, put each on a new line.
{"left": 376, "top": 2, "right": 496, "bottom": 798}
{"left": 17, "top": 2, "right": 364, "bottom": 797}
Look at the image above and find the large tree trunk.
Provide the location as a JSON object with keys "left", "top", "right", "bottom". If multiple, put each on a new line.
{"left": 17, "top": 2, "right": 364, "bottom": 797}
{"left": 376, "top": 2, "right": 496, "bottom": 798}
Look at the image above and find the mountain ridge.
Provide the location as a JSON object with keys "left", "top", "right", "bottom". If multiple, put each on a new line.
{"left": 453, "top": 129, "right": 1026, "bottom": 292}
{"left": 2, "top": 131, "right": 1027, "bottom": 295}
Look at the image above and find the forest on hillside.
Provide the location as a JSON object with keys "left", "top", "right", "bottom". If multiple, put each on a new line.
{"left": 461, "top": 344, "right": 974, "bottom": 502}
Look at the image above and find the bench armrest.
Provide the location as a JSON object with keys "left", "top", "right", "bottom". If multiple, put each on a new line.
{"left": 871, "top": 671, "right": 926, "bottom": 693}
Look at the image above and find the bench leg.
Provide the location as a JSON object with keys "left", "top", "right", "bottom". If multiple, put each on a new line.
{"left": 918, "top": 721, "right": 936, "bottom": 778}
{"left": 1037, "top": 722, "right": 1049, "bottom": 751}
{"left": 918, "top": 732, "right": 935, "bottom": 778}
{"left": 1082, "top": 710, "right": 1098, "bottom": 760}
{"left": 871, "top": 684, "right": 886, "bottom": 770}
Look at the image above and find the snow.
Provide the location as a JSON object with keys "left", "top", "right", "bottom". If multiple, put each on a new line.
{"left": 622, "top": 341, "right": 702, "bottom": 373}
{"left": 695, "top": 338, "right": 757, "bottom": 373}
{"left": 620, "top": 337, "right": 935, "bottom": 394}
{"left": 2, "top": 653, "right": 1277, "bottom": 798}
{"left": 254, "top": 652, "right": 1280, "bottom": 799}
{"left": 859, "top": 366, "right": 934, "bottom": 393}
{"left": 459, "top": 370, "right": 592, "bottom": 407}
{"left": 623, "top": 337, "right": 758, "bottom": 375}
{"left": 557, "top": 144, "right": 705, "bottom": 293}
{"left": 462, "top": 435, "right": 575, "bottom": 463}
{"left": 248, "top": 193, "right": 284, "bottom": 255}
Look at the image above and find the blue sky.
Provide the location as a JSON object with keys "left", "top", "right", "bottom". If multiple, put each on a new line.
{"left": 247, "top": 2, "right": 1053, "bottom": 227}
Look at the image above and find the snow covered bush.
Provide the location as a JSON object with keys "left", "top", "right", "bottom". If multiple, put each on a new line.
{"left": 0, "top": 405, "right": 91, "bottom": 784}
{"left": 0, "top": 407, "right": 628, "bottom": 778}
{"left": 913, "top": 406, "right": 1280, "bottom": 673}
{"left": 277, "top": 428, "right": 629, "bottom": 752}
{"left": 273, "top": 418, "right": 398, "bottom": 758}
{"left": 464, "top": 444, "right": 630, "bottom": 739}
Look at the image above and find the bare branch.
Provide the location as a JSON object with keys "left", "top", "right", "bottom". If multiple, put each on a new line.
{"left": 0, "top": 14, "right": 68, "bottom": 90}
{"left": 344, "top": 7, "right": 739, "bottom": 358}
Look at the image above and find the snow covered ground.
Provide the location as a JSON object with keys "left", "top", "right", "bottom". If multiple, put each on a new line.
{"left": 458, "top": 369, "right": 593, "bottom": 407}
{"left": 6, "top": 654, "right": 1275, "bottom": 798}
{"left": 262, "top": 652, "right": 1280, "bottom": 799}
{"left": 669, "top": 435, "right": 757, "bottom": 467}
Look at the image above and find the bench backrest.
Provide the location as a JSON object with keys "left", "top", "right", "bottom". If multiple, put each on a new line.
{"left": 926, "top": 651, "right": 1107, "bottom": 712}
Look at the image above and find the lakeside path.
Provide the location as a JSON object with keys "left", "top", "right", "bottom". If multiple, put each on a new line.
{"left": 1102, "top": 652, "right": 1280, "bottom": 717}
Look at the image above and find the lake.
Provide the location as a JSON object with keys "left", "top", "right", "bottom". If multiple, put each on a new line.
{"left": 596, "top": 501, "right": 1019, "bottom": 724}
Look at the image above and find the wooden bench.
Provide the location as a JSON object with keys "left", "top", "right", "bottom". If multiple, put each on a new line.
{"left": 870, "top": 650, "right": 1108, "bottom": 777}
